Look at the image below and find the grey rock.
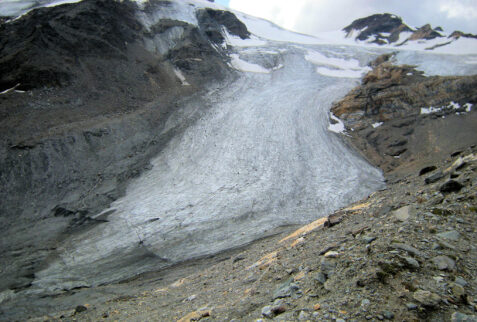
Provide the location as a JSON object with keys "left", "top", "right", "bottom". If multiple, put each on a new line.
{"left": 437, "top": 230, "right": 461, "bottom": 241}
{"left": 377, "top": 315, "right": 384, "bottom": 320}
{"left": 450, "top": 283, "right": 466, "bottom": 299}
{"left": 261, "top": 305, "right": 273, "bottom": 318}
{"left": 406, "top": 303, "right": 418, "bottom": 310}
{"left": 361, "top": 299, "right": 371, "bottom": 306}
{"left": 391, "top": 243, "right": 425, "bottom": 258}
{"left": 363, "top": 236, "right": 377, "bottom": 244}
{"left": 413, "top": 290, "right": 441, "bottom": 307}
{"left": 298, "top": 310, "right": 310, "bottom": 321}
{"left": 436, "top": 239, "right": 457, "bottom": 250}
{"left": 75, "top": 305, "right": 87, "bottom": 314}
{"left": 425, "top": 171, "right": 444, "bottom": 184}
{"left": 432, "top": 255, "right": 456, "bottom": 271}
{"left": 393, "top": 205, "right": 412, "bottom": 221}
{"left": 320, "top": 257, "right": 336, "bottom": 276}
{"left": 451, "top": 312, "right": 477, "bottom": 322}
{"left": 324, "top": 251, "right": 340, "bottom": 258}
{"left": 399, "top": 256, "right": 420, "bottom": 269}
{"left": 455, "top": 277, "right": 468, "bottom": 287}
{"left": 315, "top": 272, "right": 327, "bottom": 284}
{"left": 273, "top": 278, "right": 299, "bottom": 299}
{"left": 324, "top": 279, "right": 334, "bottom": 291}
{"left": 383, "top": 311, "right": 395, "bottom": 319}
{"left": 336, "top": 319, "right": 346, "bottom": 322}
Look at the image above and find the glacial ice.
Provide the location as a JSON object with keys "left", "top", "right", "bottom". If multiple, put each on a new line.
{"left": 33, "top": 44, "right": 386, "bottom": 292}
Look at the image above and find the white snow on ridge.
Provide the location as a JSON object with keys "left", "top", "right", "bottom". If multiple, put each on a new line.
{"left": 420, "top": 102, "right": 473, "bottom": 114}
{"left": 232, "top": 11, "right": 320, "bottom": 45}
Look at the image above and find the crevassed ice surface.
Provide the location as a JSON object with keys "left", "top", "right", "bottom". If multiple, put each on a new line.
{"left": 33, "top": 43, "right": 384, "bottom": 292}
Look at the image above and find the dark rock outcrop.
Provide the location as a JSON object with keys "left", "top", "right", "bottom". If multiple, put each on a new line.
{"left": 343, "top": 13, "right": 412, "bottom": 44}
{"left": 343, "top": 13, "right": 475, "bottom": 48}
{"left": 196, "top": 8, "right": 250, "bottom": 44}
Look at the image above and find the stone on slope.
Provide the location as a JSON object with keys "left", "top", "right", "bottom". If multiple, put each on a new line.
{"left": 413, "top": 290, "right": 441, "bottom": 307}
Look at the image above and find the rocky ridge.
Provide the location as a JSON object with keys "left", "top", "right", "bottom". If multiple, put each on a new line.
{"left": 343, "top": 13, "right": 477, "bottom": 48}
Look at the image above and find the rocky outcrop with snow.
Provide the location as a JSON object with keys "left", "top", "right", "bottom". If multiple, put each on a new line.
{"left": 331, "top": 54, "right": 477, "bottom": 174}
{"left": 342, "top": 13, "right": 477, "bottom": 53}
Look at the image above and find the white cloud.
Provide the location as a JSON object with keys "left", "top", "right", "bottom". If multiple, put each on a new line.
{"left": 439, "top": 0, "right": 477, "bottom": 20}
{"left": 229, "top": 0, "right": 477, "bottom": 35}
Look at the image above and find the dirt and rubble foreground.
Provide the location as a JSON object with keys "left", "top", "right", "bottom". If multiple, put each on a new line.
{"left": 25, "top": 147, "right": 477, "bottom": 322}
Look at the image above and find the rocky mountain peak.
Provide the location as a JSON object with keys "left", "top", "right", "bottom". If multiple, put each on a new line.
{"left": 449, "top": 30, "right": 477, "bottom": 39}
{"left": 407, "top": 23, "right": 443, "bottom": 41}
{"left": 343, "top": 13, "right": 412, "bottom": 44}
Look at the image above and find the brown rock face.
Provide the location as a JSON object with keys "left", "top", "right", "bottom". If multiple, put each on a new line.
{"left": 407, "top": 24, "right": 443, "bottom": 41}
{"left": 331, "top": 54, "right": 477, "bottom": 175}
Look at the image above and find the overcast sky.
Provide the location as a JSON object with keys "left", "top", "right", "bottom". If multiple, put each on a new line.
{"left": 225, "top": 0, "right": 477, "bottom": 35}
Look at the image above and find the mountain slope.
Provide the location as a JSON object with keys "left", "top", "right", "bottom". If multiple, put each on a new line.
{"left": 0, "top": 1, "right": 476, "bottom": 320}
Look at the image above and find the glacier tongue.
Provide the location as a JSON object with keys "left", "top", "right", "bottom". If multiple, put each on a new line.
{"left": 33, "top": 44, "right": 384, "bottom": 292}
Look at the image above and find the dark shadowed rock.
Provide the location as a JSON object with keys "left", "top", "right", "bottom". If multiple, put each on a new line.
{"left": 419, "top": 165, "right": 437, "bottom": 176}
{"left": 440, "top": 180, "right": 464, "bottom": 193}
{"left": 196, "top": 8, "right": 250, "bottom": 44}
{"left": 343, "top": 13, "right": 412, "bottom": 44}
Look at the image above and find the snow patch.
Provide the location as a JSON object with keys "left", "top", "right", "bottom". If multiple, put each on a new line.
{"left": 174, "top": 68, "right": 190, "bottom": 86}
{"left": 222, "top": 29, "right": 267, "bottom": 47}
{"left": 420, "top": 102, "right": 472, "bottom": 114}
{"left": 372, "top": 122, "right": 383, "bottom": 128}
{"left": 305, "top": 50, "right": 361, "bottom": 69}
{"left": 305, "top": 49, "right": 371, "bottom": 78}
{"left": 0, "top": 83, "right": 20, "bottom": 95}
{"left": 317, "top": 67, "right": 366, "bottom": 78}
{"left": 229, "top": 54, "right": 270, "bottom": 73}
{"left": 328, "top": 113, "right": 346, "bottom": 134}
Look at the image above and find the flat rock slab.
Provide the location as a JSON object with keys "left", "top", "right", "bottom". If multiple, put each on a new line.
{"left": 432, "top": 255, "right": 456, "bottom": 271}
{"left": 437, "top": 230, "right": 461, "bottom": 241}
{"left": 393, "top": 205, "right": 415, "bottom": 221}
